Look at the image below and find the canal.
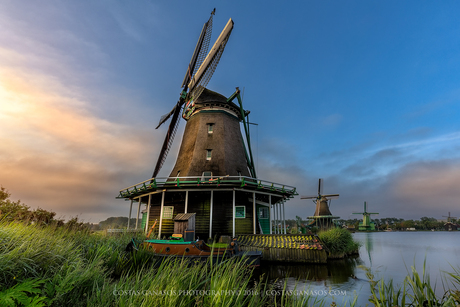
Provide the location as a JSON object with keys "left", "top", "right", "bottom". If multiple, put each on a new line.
{"left": 257, "top": 231, "right": 460, "bottom": 305}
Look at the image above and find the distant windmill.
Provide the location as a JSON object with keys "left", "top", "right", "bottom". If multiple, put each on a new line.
{"left": 353, "top": 201, "right": 378, "bottom": 231}
{"left": 442, "top": 212, "right": 457, "bottom": 223}
{"left": 443, "top": 212, "right": 458, "bottom": 231}
{"left": 301, "top": 178, "right": 339, "bottom": 230}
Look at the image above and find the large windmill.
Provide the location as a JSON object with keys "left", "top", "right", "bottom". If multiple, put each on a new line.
{"left": 117, "top": 10, "right": 297, "bottom": 240}
{"left": 353, "top": 201, "right": 378, "bottom": 231}
{"left": 152, "top": 9, "right": 243, "bottom": 178}
{"left": 301, "top": 179, "right": 339, "bottom": 230}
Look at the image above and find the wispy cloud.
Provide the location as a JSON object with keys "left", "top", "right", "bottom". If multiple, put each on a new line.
{"left": 0, "top": 63, "right": 155, "bottom": 222}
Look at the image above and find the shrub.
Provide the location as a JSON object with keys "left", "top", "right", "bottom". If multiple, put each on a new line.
{"left": 318, "top": 227, "right": 360, "bottom": 256}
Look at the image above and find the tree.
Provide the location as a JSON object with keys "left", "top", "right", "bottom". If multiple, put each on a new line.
{"left": 0, "top": 186, "right": 61, "bottom": 226}
{"left": 0, "top": 186, "right": 31, "bottom": 222}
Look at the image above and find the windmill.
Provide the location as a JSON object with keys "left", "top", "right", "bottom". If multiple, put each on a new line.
{"left": 152, "top": 9, "right": 235, "bottom": 178}
{"left": 442, "top": 212, "right": 457, "bottom": 223}
{"left": 301, "top": 178, "right": 339, "bottom": 230}
{"left": 117, "top": 10, "right": 297, "bottom": 240}
{"left": 353, "top": 201, "right": 378, "bottom": 231}
{"left": 443, "top": 212, "right": 458, "bottom": 231}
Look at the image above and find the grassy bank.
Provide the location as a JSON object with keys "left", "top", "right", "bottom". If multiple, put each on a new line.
{"left": 0, "top": 221, "right": 329, "bottom": 306}
{"left": 319, "top": 228, "right": 361, "bottom": 258}
{"left": 1, "top": 221, "right": 459, "bottom": 306}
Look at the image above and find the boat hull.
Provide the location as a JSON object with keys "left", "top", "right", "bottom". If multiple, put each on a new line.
{"left": 132, "top": 239, "right": 261, "bottom": 266}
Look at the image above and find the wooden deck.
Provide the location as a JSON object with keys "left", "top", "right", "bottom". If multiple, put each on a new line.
{"left": 237, "top": 234, "right": 328, "bottom": 264}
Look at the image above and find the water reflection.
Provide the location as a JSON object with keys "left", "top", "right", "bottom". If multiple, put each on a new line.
{"left": 256, "top": 231, "right": 460, "bottom": 305}
{"left": 256, "top": 256, "right": 363, "bottom": 284}
{"left": 362, "top": 232, "right": 373, "bottom": 265}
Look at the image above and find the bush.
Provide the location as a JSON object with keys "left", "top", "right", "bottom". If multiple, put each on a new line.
{"left": 318, "top": 227, "right": 360, "bottom": 256}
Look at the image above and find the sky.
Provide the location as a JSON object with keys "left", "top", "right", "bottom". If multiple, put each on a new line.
{"left": 1, "top": 1, "right": 460, "bottom": 223}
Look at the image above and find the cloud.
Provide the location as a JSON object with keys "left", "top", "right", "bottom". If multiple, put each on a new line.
{"left": 0, "top": 66, "right": 156, "bottom": 222}
{"left": 390, "top": 160, "right": 460, "bottom": 208}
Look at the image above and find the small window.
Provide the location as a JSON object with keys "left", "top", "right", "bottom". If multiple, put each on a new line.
{"left": 202, "top": 171, "right": 212, "bottom": 181}
{"left": 206, "top": 149, "right": 212, "bottom": 160}
{"left": 235, "top": 206, "right": 246, "bottom": 218}
{"left": 207, "top": 123, "right": 214, "bottom": 134}
{"left": 258, "top": 207, "right": 269, "bottom": 219}
{"left": 162, "top": 206, "right": 174, "bottom": 219}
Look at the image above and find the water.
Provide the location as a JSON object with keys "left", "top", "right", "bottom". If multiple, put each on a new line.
{"left": 257, "top": 231, "right": 460, "bottom": 305}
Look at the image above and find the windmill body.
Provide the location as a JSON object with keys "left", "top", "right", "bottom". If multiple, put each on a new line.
{"left": 443, "top": 212, "right": 459, "bottom": 231}
{"left": 353, "top": 201, "right": 378, "bottom": 231}
{"left": 301, "top": 179, "right": 339, "bottom": 231}
{"left": 169, "top": 88, "right": 251, "bottom": 178}
{"left": 117, "top": 11, "right": 297, "bottom": 241}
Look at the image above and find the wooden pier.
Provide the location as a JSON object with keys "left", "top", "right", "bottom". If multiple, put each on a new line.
{"left": 237, "top": 234, "right": 327, "bottom": 264}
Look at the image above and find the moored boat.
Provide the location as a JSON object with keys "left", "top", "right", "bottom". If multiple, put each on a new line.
{"left": 127, "top": 235, "right": 262, "bottom": 266}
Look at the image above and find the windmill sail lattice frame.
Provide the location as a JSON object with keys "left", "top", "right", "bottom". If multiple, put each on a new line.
{"left": 152, "top": 11, "right": 234, "bottom": 178}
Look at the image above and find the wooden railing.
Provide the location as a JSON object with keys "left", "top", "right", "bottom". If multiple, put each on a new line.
{"left": 117, "top": 176, "right": 297, "bottom": 198}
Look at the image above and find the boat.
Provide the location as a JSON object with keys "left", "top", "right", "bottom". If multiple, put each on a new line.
{"left": 127, "top": 235, "right": 262, "bottom": 266}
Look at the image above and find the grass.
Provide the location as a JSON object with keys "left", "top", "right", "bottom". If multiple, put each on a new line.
{"left": 1, "top": 220, "right": 459, "bottom": 306}
{"left": 361, "top": 260, "right": 460, "bottom": 307}
{"left": 318, "top": 228, "right": 361, "bottom": 257}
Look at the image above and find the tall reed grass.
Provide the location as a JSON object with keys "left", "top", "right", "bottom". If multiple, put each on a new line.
{"left": 0, "top": 221, "right": 331, "bottom": 306}
{"left": 1, "top": 220, "right": 459, "bottom": 306}
{"left": 361, "top": 260, "right": 460, "bottom": 307}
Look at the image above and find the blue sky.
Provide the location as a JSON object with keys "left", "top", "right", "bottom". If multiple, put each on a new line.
{"left": 1, "top": 1, "right": 460, "bottom": 222}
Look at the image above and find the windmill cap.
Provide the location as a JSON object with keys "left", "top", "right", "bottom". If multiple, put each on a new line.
{"left": 196, "top": 87, "right": 228, "bottom": 104}
{"left": 191, "top": 86, "right": 242, "bottom": 119}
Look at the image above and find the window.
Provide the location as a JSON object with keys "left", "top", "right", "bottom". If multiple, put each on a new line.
{"left": 206, "top": 149, "right": 212, "bottom": 160}
{"left": 162, "top": 206, "right": 174, "bottom": 219}
{"left": 207, "top": 123, "right": 214, "bottom": 134}
{"left": 202, "top": 171, "right": 212, "bottom": 181}
{"left": 258, "top": 207, "right": 269, "bottom": 219}
{"left": 235, "top": 206, "right": 246, "bottom": 218}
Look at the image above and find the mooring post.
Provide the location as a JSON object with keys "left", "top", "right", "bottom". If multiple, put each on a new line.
{"left": 145, "top": 194, "right": 151, "bottom": 234}
{"left": 135, "top": 198, "right": 141, "bottom": 229}
{"left": 209, "top": 190, "right": 213, "bottom": 239}
{"left": 158, "top": 190, "right": 165, "bottom": 239}
{"left": 127, "top": 199, "right": 133, "bottom": 230}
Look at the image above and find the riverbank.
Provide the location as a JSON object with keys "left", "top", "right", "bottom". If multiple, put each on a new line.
{"left": 1, "top": 221, "right": 459, "bottom": 306}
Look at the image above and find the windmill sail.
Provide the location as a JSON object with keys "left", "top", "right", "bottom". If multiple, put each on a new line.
{"left": 156, "top": 105, "right": 177, "bottom": 129}
{"left": 187, "top": 18, "right": 234, "bottom": 101}
{"left": 156, "top": 11, "right": 215, "bottom": 130}
{"left": 151, "top": 13, "right": 233, "bottom": 178}
{"left": 152, "top": 102, "right": 181, "bottom": 178}
{"left": 181, "top": 9, "right": 215, "bottom": 88}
